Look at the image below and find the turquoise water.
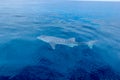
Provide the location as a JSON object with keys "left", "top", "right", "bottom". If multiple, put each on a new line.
{"left": 0, "top": 1, "right": 120, "bottom": 80}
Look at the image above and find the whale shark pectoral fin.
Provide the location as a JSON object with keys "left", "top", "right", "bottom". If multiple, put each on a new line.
{"left": 49, "top": 42, "right": 56, "bottom": 50}
{"left": 68, "top": 38, "right": 75, "bottom": 42}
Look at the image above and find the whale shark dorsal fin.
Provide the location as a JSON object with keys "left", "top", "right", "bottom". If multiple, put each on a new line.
{"left": 49, "top": 42, "right": 56, "bottom": 50}
{"left": 68, "top": 38, "right": 75, "bottom": 42}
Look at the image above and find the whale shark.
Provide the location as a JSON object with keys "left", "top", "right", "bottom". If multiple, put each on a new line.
{"left": 37, "top": 35, "right": 97, "bottom": 49}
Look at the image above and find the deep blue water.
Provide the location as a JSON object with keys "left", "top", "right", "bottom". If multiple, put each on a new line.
{"left": 0, "top": 1, "right": 120, "bottom": 80}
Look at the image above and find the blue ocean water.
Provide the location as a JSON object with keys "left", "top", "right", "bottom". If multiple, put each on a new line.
{"left": 0, "top": 1, "right": 120, "bottom": 80}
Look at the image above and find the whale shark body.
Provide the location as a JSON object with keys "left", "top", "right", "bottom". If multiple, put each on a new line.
{"left": 37, "top": 35, "right": 97, "bottom": 49}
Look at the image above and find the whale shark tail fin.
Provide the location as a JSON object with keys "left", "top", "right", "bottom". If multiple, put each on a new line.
{"left": 86, "top": 40, "right": 97, "bottom": 49}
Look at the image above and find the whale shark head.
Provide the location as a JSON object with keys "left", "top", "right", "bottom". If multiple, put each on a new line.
{"left": 37, "top": 35, "right": 50, "bottom": 42}
{"left": 38, "top": 35, "right": 46, "bottom": 39}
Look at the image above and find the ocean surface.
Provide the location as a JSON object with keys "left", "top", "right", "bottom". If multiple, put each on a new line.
{"left": 0, "top": 1, "right": 120, "bottom": 80}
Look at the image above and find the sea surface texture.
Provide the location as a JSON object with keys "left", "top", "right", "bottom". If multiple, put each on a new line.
{"left": 0, "top": 1, "right": 120, "bottom": 80}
